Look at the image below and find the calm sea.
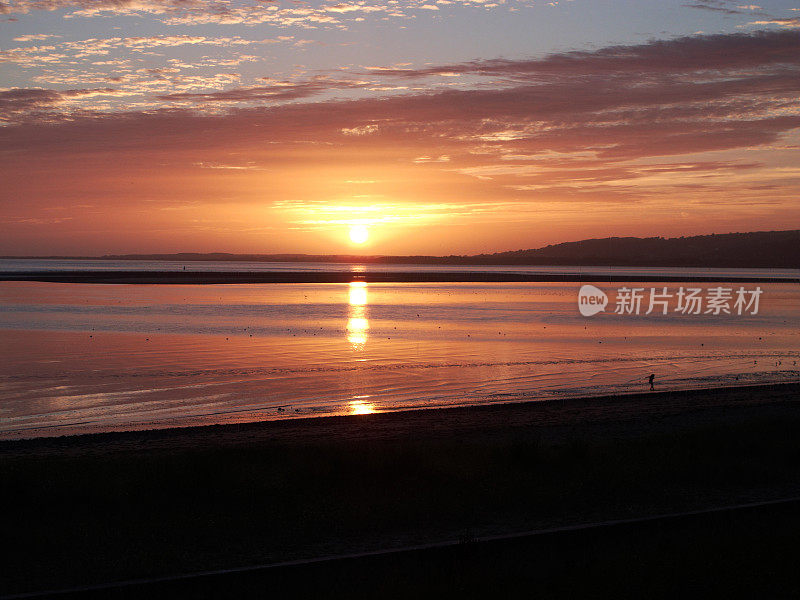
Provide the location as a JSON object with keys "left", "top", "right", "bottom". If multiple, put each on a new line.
{"left": 1, "top": 260, "right": 798, "bottom": 439}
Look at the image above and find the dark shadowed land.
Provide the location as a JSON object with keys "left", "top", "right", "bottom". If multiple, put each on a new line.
{"left": 2, "top": 270, "right": 798, "bottom": 284}
{"left": 4, "top": 229, "right": 800, "bottom": 268}
{"left": 3, "top": 383, "right": 800, "bottom": 598}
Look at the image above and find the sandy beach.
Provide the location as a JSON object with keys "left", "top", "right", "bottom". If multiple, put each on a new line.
{"left": 3, "top": 382, "right": 800, "bottom": 597}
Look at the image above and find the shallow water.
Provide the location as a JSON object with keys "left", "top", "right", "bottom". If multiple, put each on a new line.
{"left": 1, "top": 278, "right": 798, "bottom": 439}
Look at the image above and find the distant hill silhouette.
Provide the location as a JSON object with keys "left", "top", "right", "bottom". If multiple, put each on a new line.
{"left": 479, "top": 230, "right": 800, "bottom": 268}
{"left": 8, "top": 230, "right": 799, "bottom": 268}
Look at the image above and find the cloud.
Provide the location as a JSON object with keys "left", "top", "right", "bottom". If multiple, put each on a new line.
{"left": 2, "top": 29, "right": 799, "bottom": 214}
{"left": 341, "top": 123, "right": 379, "bottom": 135}
{"left": 325, "top": 2, "right": 385, "bottom": 13}
{"left": 159, "top": 4, "right": 351, "bottom": 27}
{"left": 0, "top": 35, "right": 287, "bottom": 69}
{"left": 1, "top": 35, "right": 284, "bottom": 102}
{"left": 413, "top": 155, "right": 450, "bottom": 162}
{"left": 1, "top": 0, "right": 210, "bottom": 16}
{"left": 0, "top": 87, "right": 64, "bottom": 117}
{"left": 12, "top": 33, "right": 61, "bottom": 41}
{"left": 156, "top": 76, "right": 369, "bottom": 103}
{"left": 748, "top": 17, "right": 800, "bottom": 28}
{"left": 0, "top": 0, "right": 401, "bottom": 27}
{"left": 0, "top": 44, "right": 69, "bottom": 67}
{"left": 362, "top": 29, "right": 800, "bottom": 80}
{"left": 682, "top": 0, "right": 747, "bottom": 15}
{"left": 0, "top": 86, "right": 123, "bottom": 122}
{"left": 194, "top": 161, "right": 267, "bottom": 170}
{"left": 6, "top": 30, "right": 799, "bottom": 126}
{"left": 58, "top": 35, "right": 284, "bottom": 55}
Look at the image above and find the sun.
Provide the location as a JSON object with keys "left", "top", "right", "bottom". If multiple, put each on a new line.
{"left": 349, "top": 225, "right": 369, "bottom": 244}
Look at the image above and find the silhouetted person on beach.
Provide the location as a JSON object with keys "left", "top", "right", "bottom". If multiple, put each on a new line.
{"left": 648, "top": 373, "right": 655, "bottom": 391}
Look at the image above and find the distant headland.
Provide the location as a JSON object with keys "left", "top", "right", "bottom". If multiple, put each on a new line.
{"left": 3, "top": 230, "right": 800, "bottom": 269}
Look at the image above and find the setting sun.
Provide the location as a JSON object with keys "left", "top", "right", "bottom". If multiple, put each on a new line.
{"left": 349, "top": 226, "right": 369, "bottom": 245}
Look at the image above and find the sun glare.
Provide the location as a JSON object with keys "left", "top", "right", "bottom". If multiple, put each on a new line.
{"left": 347, "top": 281, "right": 368, "bottom": 348}
{"left": 349, "top": 225, "right": 369, "bottom": 244}
{"left": 349, "top": 399, "right": 376, "bottom": 415}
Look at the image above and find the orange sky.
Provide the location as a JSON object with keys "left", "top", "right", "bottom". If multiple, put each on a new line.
{"left": 2, "top": 19, "right": 800, "bottom": 254}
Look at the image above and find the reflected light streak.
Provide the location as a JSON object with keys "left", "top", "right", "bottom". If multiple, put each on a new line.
{"left": 349, "top": 399, "right": 376, "bottom": 415}
{"left": 346, "top": 281, "right": 368, "bottom": 349}
{"left": 349, "top": 280, "right": 367, "bottom": 305}
{"left": 346, "top": 317, "right": 368, "bottom": 346}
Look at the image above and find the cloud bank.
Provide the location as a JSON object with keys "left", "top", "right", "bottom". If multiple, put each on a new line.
{"left": 2, "top": 30, "right": 799, "bottom": 253}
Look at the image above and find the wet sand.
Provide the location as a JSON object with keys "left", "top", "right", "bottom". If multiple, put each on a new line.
{"left": 2, "top": 270, "right": 797, "bottom": 284}
{"left": 5, "top": 382, "right": 799, "bottom": 457}
{"left": 2, "top": 382, "right": 800, "bottom": 596}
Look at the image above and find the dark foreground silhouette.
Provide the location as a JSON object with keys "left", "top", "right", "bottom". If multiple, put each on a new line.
{"left": 3, "top": 383, "right": 800, "bottom": 598}
{"left": 25, "top": 498, "right": 800, "bottom": 599}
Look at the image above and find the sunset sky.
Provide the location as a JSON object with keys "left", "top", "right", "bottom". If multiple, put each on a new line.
{"left": 1, "top": 0, "right": 799, "bottom": 255}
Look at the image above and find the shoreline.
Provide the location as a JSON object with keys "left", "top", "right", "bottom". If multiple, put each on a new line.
{"left": 3, "top": 381, "right": 798, "bottom": 453}
{"left": 2, "top": 270, "right": 798, "bottom": 284}
{"left": 2, "top": 378, "right": 798, "bottom": 444}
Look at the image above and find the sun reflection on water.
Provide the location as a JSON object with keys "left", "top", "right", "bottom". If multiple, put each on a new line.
{"left": 347, "top": 281, "right": 368, "bottom": 349}
{"left": 348, "top": 281, "right": 367, "bottom": 305}
{"left": 349, "top": 399, "right": 376, "bottom": 415}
